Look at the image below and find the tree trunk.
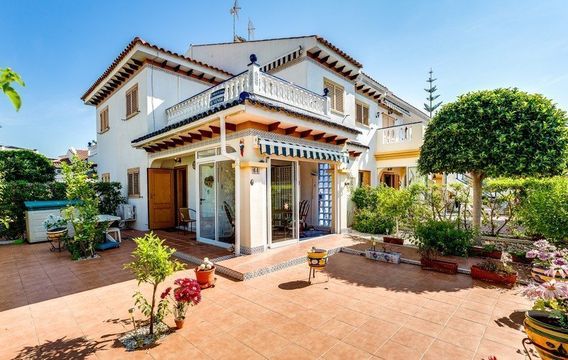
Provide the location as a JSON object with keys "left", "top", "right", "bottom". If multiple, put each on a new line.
{"left": 149, "top": 284, "right": 157, "bottom": 335}
{"left": 471, "top": 171, "right": 483, "bottom": 242}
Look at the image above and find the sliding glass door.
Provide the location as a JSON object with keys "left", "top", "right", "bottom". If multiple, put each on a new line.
{"left": 197, "top": 160, "right": 235, "bottom": 246}
{"left": 198, "top": 163, "right": 216, "bottom": 241}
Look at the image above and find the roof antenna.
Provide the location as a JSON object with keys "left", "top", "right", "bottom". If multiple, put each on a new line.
{"left": 230, "top": 0, "right": 241, "bottom": 42}
{"left": 248, "top": 19, "right": 255, "bottom": 41}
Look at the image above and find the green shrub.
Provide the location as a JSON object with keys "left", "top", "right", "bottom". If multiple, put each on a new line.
{"left": 0, "top": 180, "right": 66, "bottom": 239}
{"left": 352, "top": 209, "right": 395, "bottom": 234}
{"left": 412, "top": 220, "right": 473, "bottom": 258}
{"left": 94, "top": 181, "right": 126, "bottom": 215}
{"left": 0, "top": 149, "right": 55, "bottom": 182}
{"left": 351, "top": 186, "right": 380, "bottom": 211}
{"left": 61, "top": 156, "right": 101, "bottom": 259}
{"left": 517, "top": 177, "right": 568, "bottom": 245}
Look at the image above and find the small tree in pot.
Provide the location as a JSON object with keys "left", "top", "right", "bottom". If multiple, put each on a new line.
{"left": 124, "top": 232, "right": 184, "bottom": 336}
{"left": 161, "top": 278, "right": 201, "bottom": 329}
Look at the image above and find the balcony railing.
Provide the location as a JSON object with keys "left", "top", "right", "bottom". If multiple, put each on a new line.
{"left": 166, "top": 62, "right": 330, "bottom": 124}
{"left": 378, "top": 122, "right": 424, "bottom": 152}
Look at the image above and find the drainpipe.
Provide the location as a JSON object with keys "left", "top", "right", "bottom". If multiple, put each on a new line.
{"left": 219, "top": 114, "right": 241, "bottom": 256}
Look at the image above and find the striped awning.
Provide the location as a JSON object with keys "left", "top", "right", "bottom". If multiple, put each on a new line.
{"left": 258, "top": 138, "right": 348, "bottom": 163}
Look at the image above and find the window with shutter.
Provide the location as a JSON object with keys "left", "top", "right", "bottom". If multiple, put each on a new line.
{"left": 99, "top": 107, "right": 109, "bottom": 133}
{"left": 126, "top": 84, "right": 138, "bottom": 118}
{"left": 324, "top": 78, "right": 344, "bottom": 113}
{"left": 356, "top": 101, "right": 369, "bottom": 125}
{"left": 127, "top": 168, "right": 140, "bottom": 197}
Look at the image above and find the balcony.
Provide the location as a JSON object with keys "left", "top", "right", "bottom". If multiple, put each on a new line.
{"left": 166, "top": 63, "right": 330, "bottom": 125}
{"left": 377, "top": 122, "right": 425, "bottom": 153}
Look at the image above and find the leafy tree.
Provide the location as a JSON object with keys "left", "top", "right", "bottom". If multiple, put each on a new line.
{"left": 0, "top": 68, "right": 25, "bottom": 111}
{"left": 418, "top": 88, "right": 568, "bottom": 235}
{"left": 0, "top": 150, "right": 55, "bottom": 182}
{"left": 124, "top": 232, "right": 184, "bottom": 335}
{"left": 94, "top": 181, "right": 126, "bottom": 215}
{"left": 61, "top": 156, "right": 101, "bottom": 259}
{"left": 424, "top": 68, "right": 442, "bottom": 117}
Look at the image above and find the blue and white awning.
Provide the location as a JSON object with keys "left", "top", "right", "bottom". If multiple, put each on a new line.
{"left": 257, "top": 138, "right": 349, "bottom": 163}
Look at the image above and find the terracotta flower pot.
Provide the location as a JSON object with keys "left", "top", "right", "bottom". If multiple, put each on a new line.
{"left": 485, "top": 250, "right": 502, "bottom": 259}
{"left": 524, "top": 310, "right": 568, "bottom": 360}
{"left": 470, "top": 265, "right": 517, "bottom": 287}
{"left": 195, "top": 266, "right": 216, "bottom": 289}
{"left": 468, "top": 246, "right": 485, "bottom": 257}
{"left": 383, "top": 236, "right": 404, "bottom": 245}
{"left": 174, "top": 319, "right": 184, "bottom": 329}
{"left": 420, "top": 257, "right": 458, "bottom": 274}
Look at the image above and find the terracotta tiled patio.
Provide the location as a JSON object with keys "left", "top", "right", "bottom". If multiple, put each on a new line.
{"left": 0, "top": 236, "right": 537, "bottom": 359}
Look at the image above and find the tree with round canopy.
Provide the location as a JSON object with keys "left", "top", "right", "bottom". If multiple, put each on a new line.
{"left": 418, "top": 88, "right": 568, "bottom": 234}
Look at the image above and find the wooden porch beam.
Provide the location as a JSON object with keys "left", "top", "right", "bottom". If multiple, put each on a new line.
{"left": 209, "top": 125, "right": 221, "bottom": 134}
{"left": 335, "top": 138, "right": 347, "bottom": 145}
{"left": 313, "top": 133, "right": 325, "bottom": 141}
{"left": 225, "top": 122, "right": 237, "bottom": 131}
{"left": 143, "top": 147, "right": 155, "bottom": 153}
{"left": 299, "top": 130, "right": 311, "bottom": 138}
{"left": 172, "top": 138, "right": 184, "bottom": 145}
{"left": 268, "top": 122, "right": 280, "bottom": 131}
{"left": 180, "top": 135, "right": 192, "bottom": 143}
{"left": 285, "top": 126, "right": 297, "bottom": 135}
{"left": 190, "top": 133, "right": 202, "bottom": 141}
{"left": 199, "top": 129, "right": 212, "bottom": 138}
{"left": 325, "top": 135, "right": 337, "bottom": 143}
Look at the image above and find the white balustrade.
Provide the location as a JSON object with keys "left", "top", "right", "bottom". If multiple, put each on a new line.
{"left": 382, "top": 124, "right": 415, "bottom": 144}
{"left": 166, "top": 65, "right": 328, "bottom": 124}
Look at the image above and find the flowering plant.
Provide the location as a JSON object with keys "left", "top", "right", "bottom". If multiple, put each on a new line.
{"left": 526, "top": 240, "right": 568, "bottom": 278}
{"left": 196, "top": 257, "right": 214, "bottom": 271}
{"left": 161, "top": 278, "right": 201, "bottom": 320}
{"left": 523, "top": 280, "right": 568, "bottom": 329}
{"left": 43, "top": 214, "right": 67, "bottom": 231}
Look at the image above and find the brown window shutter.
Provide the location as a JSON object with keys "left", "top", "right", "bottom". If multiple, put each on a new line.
{"left": 363, "top": 105, "right": 369, "bottom": 125}
{"left": 133, "top": 171, "right": 139, "bottom": 195}
{"left": 126, "top": 92, "right": 132, "bottom": 116}
{"left": 127, "top": 173, "right": 133, "bottom": 196}
{"left": 335, "top": 86, "right": 344, "bottom": 113}
{"left": 132, "top": 87, "right": 138, "bottom": 113}
{"left": 356, "top": 103, "right": 362, "bottom": 123}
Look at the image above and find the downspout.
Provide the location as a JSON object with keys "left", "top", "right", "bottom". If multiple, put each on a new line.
{"left": 219, "top": 114, "right": 241, "bottom": 256}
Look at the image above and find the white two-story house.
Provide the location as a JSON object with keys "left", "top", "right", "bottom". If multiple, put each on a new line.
{"left": 81, "top": 35, "right": 428, "bottom": 255}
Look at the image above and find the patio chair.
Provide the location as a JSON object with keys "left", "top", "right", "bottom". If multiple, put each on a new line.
{"left": 299, "top": 200, "right": 310, "bottom": 231}
{"left": 179, "top": 208, "right": 196, "bottom": 233}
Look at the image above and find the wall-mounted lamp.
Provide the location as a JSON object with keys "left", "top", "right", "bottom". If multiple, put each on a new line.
{"left": 239, "top": 139, "right": 245, "bottom": 156}
{"left": 174, "top": 157, "right": 182, "bottom": 164}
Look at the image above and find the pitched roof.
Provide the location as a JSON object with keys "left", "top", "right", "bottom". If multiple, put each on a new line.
{"left": 81, "top": 37, "right": 233, "bottom": 102}
{"left": 192, "top": 35, "right": 362, "bottom": 68}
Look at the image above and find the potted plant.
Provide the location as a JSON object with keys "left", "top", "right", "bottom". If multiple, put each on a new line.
{"left": 43, "top": 214, "right": 68, "bottom": 252}
{"left": 471, "top": 252, "right": 518, "bottom": 287}
{"left": 161, "top": 278, "right": 201, "bottom": 329}
{"left": 195, "top": 257, "right": 216, "bottom": 289}
{"left": 527, "top": 240, "right": 568, "bottom": 283}
{"left": 412, "top": 220, "right": 473, "bottom": 275}
{"left": 366, "top": 237, "right": 401, "bottom": 264}
{"left": 522, "top": 280, "right": 568, "bottom": 359}
{"left": 483, "top": 243, "right": 502, "bottom": 259}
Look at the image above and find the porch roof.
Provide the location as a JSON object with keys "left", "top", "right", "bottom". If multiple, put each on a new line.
{"left": 131, "top": 94, "right": 360, "bottom": 148}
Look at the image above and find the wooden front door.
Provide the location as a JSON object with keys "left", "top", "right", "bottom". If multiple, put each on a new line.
{"left": 148, "top": 168, "right": 175, "bottom": 229}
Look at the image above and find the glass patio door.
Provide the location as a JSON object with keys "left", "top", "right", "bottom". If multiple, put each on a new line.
{"left": 198, "top": 163, "right": 216, "bottom": 241}
{"left": 317, "top": 163, "right": 332, "bottom": 228}
{"left": 271, "top": 160, "right": 297, "bottom": 244}
{"left": 216, "top": 160, "right": 235, "bottom": 244}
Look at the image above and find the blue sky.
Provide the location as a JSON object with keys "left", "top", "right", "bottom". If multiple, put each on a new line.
{"left": 1, "top": 0, "right": 567, "bottom": 158}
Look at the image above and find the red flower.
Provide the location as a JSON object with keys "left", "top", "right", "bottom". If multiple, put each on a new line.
{"left": 172, "top": 278, "right": 201, "bottom": 305}
{"left": 160, "top": 287, "right": 172, "bottom": 299}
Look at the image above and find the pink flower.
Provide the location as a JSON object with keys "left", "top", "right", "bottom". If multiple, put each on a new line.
{"left": 523, "top": 280, "right": 568, "bottom": 301}
{"left": 526, "top": 250, "right": 539, "bottom": 259}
